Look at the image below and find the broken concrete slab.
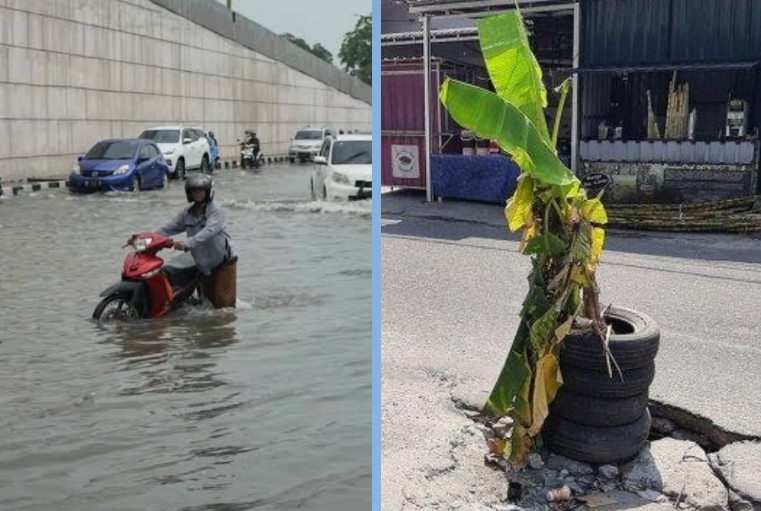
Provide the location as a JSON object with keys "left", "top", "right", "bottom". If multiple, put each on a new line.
{"left": 581, "top": 490, "right": 674, "bottom": 511}
{"left": 728, "top": 489, "right": 755, "bottom": 511}
{"left": 709, "top": 441, "right": 761, "bottom": 510}
{"left": 450, "top": 381, "right": 490, "bottom": 413}
{"left": 545, "top": 452, "right": 595, "bottom": 476}
{"left": 622, "top": 438, "right": 728, "bottom": 511}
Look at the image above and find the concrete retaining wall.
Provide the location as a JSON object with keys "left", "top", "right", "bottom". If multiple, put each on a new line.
{"left": 0, "top": 0, "right": 372, "bottom": 181}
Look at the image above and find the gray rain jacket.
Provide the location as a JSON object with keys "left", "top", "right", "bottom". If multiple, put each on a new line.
{"left": 157, "top": 202, "right": 236, "bottom": 276}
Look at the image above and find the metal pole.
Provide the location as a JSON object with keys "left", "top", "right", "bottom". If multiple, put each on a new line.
{"left": 423, "top": 15, "right": 433, "bottom": 202}
{"left": 571, "top": 2, "right": 580, "bottom": 174}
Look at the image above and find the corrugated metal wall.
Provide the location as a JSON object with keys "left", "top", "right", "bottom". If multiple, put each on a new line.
{"left": 670, "top": 0, "right": 761, "bottom": 63}
{"left": 581, "top": 0, "right": 761, "bottom": 66}
{"left": 580, "top": 0, "right": 761, "bottom": 141}
{"left": 581, "top": 69, "right": 761, "bottom": 140}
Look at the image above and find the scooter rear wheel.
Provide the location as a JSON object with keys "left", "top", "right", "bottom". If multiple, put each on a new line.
{"left": 93, "top": 293, "right": 142, "bottom": 321}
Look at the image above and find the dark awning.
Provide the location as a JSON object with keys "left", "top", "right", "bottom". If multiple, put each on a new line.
{"left": 572, "top": 60, "right": 761, "bottom": 74}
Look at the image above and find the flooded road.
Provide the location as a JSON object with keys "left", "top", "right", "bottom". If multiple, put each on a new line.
{"left": 0, "top": 164, "right": 371, "bottom": 510}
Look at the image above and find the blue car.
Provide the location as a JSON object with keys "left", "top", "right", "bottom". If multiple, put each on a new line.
{"left": 67, "top": 139, "right": 170, "bottom": 193}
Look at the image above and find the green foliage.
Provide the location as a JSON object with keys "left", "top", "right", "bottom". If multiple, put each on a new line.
{"left": 281, "top": 33, "right": 333, "bottom": 64}
{"left": 339, "top": 15, "right": 371, "bottom": 84}
{"left": 439, "top": 11, "right": 609, "bottom": 466}
{"left": 478, "top": 12, "right": 551, "bottom": 143}
{"left": 440, "top": 81, "right": 574, "bottom": 186}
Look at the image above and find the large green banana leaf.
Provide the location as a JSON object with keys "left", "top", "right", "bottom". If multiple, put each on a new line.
{"left": 439, "top": 79, "right": 575, "bottom": 186}
{"left": 478, "top": 12, "right": 551, "bottom": 144}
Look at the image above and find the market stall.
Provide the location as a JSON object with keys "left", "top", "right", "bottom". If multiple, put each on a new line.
{"left": 381, "top": 0, "right": 578, "bottom": 204}
{"left": 575, "top": 0, "right": 761, "bottom": 204}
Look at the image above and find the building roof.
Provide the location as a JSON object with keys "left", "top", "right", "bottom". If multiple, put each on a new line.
{"left": 402, "top": 0, "right": 576, "bottom": 17}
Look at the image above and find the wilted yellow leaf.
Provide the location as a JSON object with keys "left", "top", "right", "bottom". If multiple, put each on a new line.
{"left": 505, "top": 175, "right": 535, "bottom": 232}
{"left": 519, "top": 221, "right": 539, "bottom": 252}
{"left": 566, "top": 206, "right": 581, "bottom": 225}
{"left": 507, "top": 422, "right": 532, "bottom": 464}
{"left": 559, "top": 177, "right": 581, "bottom": 200}
{"left": 554, "top": 315, "right": 574, "bottom": 343}
{"left": 590, "top": 227, "right": 605, "bottom": 266}
{"left": 527, "top": 353, "right": 562, "bottom": 436}
{"left": 486, "top": 437, "right": 507, "bottom": 455}
{"left": 570, "top": 265, "right": 591, "bottom": 288}
{"left": 581, "top": 197, "right": 608, "bottom": 224}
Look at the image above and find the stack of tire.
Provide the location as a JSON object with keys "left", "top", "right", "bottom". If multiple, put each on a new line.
{"left": 542, "top": 306, "right": 660, "bottom": 464}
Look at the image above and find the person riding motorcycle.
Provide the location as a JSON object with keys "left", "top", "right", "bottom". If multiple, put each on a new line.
{"left": 155, "top": 174, "right": 238, "bottom": 308}
{"left": 245, "top": 131, "right": 261, "bottom": 155}
{"left": 240, "top": 130, "right": 262, "bottom": 169}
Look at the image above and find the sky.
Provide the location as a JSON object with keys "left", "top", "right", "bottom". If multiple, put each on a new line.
{"left": 215, "top": 0, "right": 371, "bottom": 65}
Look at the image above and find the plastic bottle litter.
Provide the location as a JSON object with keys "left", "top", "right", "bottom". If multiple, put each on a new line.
{"left": 546, "top": 485, "right": 572, "bottom": 502}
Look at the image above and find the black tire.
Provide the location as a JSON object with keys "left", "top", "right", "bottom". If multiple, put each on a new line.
{"left": 561, "top": 362, "right": 655, "bottom": 399}
{"left": 310, "top": 178, "right": 316, "bottom": 200}
{"left": 160, "top": 170, "right": 168, "bottom": 189}
{"left": 176, "top": 158, "right": 186, "bottom": 180}
{"left": 240, "top": 157, "right": 246, "bottom": 170}
{"left": 289, "top": 157, "right": 295, "bottom": 163}
{"left": 322, "top": 186, "right": 327, "bottom": 201}
{"left": 131, "top": 174, "right": 141, "bottom": 192}
{"left": 542, "top": 409, "right": 651, "bottom": 464}
{"left": 92, "top": 293, "right": 143, "bottom": 321}
{"left": 550, "top": 387, "right": 649, "bottom": 427}
{"left": 299, "top": 156, "right": 306, "bottom": 163}
{"left": 201, "top": 154, "right": 210, "bottom": 173}
{"left": 560, "top": 306, "right": 660, "bottom": 372}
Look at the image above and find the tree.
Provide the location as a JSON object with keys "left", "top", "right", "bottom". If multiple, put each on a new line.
{"left": 439, "top": 12, "right": 609, "bottom": 465}
{"left": 280, "top": 33, "right": 333, "bottom": 64}
{"left": 339, "top": 15, "right": 371, "bottom": 85}
{"left": 310, "top": 43, "right": 333, "bottom": 64}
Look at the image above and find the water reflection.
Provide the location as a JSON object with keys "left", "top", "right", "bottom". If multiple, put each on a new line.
{"left": 94, "top": 312, "right": 238, "bottom": 397}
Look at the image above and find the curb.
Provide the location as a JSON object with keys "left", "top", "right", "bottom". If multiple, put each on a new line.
{"left": 1, "top": 156, "right": 296, "bottom": 198}
{"left": 219, "top": 155, "right": 293, "bottom": 169}
{"left": 0, "top": 180, "right": 68, "bottom": 198}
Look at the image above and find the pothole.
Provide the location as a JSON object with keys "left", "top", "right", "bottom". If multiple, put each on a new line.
{"left": 450, "top": 395, "right": 761, "bottom": 511}
{"left": 647, "top": 400, "right": 758, "bottom": 451}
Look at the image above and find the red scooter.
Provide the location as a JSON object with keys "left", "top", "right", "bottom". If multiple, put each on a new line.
{"left": 92, "top": 232, "right": 203, "bottom": 321}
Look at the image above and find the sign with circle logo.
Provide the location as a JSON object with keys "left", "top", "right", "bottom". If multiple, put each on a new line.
{"left": 391, "top": 145, "right": 420, "bottom": 179}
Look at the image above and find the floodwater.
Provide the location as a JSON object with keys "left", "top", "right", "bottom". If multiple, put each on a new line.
{"left": 0, "top": 164, "right": 371, "bottom": 510}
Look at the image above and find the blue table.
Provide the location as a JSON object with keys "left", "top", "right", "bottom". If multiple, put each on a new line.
{"left": 431, "top": 154, "right": 521, "bottom": 205}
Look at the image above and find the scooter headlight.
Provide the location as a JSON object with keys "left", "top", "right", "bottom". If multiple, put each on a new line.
{"left": 134, "top": 237, "right": 152, "bottom": 252}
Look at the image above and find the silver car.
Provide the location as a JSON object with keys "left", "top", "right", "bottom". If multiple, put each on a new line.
{"left": 288, "top": 127, "right": 333, "bottom": 163}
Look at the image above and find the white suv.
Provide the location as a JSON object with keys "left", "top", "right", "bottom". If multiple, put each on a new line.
{"left": 138, "top": 125, "right": 211, "bottom": 179}
{"left": 289, "top": 126, "right": 334, "bottom": 163}
{"left": 310, "top": 133, "right": 372, "bottom": 201}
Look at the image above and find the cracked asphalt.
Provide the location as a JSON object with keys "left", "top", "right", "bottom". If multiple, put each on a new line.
{"left": 381, "top": 191, "right": 761, "bottom": 510}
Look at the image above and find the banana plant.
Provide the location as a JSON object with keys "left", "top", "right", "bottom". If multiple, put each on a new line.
{"left": 439, "top": 10, "right": 610, "bottom": 464}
